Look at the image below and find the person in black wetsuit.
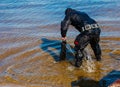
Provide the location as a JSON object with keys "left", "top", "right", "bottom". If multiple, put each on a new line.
{"left": 60, "top": 8, "right": 102, "bottom": 67}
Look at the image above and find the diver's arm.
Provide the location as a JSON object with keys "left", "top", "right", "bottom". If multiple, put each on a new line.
{"left": 61, "top": 16, "right": 71, "bottom": 41}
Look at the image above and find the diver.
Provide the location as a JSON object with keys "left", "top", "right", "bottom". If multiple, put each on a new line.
{"left": 60, "top": 8, "right": 102, "bottom": 67}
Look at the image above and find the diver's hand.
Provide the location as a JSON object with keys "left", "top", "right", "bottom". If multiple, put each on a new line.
{"left": 61, "top": 37, "right": 67, "bottom": 41}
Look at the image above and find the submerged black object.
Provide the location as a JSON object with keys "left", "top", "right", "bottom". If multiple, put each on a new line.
{"left": 60, "top": 41, "right": 66, "bottom": 60}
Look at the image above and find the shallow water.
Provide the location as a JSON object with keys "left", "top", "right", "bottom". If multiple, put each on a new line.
{"left": 0, "top": 0, "right": 120, "bottom": 87}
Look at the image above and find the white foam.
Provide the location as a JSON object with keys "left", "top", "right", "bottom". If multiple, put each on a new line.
{"left": 67, "top": 66, "right": 75, "bottom": 71}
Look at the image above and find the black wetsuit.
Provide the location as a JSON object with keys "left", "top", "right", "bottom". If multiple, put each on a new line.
{"left": 61, "top": 8, "right": 101, "bottom": 67}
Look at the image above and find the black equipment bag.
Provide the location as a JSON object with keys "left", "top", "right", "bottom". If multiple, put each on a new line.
{"left": 60, "top": 41, "right": 66, "bottom": 60}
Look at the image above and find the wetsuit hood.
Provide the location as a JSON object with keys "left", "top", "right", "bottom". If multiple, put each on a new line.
{"left": 65, "top": 8, "right": 74, "bottom": 16}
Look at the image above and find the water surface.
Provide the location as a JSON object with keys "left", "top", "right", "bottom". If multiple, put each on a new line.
{"left": 0, "top": 0, "right": 120, "bottom": 87}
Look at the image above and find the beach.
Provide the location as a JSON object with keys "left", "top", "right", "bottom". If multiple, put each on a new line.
{"left": 0, "top": 0, "right": 120, "bottom": 87}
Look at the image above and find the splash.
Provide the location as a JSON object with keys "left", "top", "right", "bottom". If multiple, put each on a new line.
{"left": 81, "top": 48, "right": 96, "bottom": 73}
{"left": 66, "top": 44, "right": 96, "bottom": 72}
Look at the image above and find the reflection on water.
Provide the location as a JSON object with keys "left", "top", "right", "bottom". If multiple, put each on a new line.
{"left": 0, "top": 0, "right": 120, "bottom": 87}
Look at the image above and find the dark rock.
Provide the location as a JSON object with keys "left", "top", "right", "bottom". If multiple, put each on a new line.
{"left": 71, "top": 77, "right": 99, "bottom": 87}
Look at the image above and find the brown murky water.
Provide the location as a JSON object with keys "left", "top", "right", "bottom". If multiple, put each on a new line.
{"left": 0, "top": 0, "right": 120, "bottom": 87}
{"left": 0, "top": 36, "right": 120, "bottom": 87}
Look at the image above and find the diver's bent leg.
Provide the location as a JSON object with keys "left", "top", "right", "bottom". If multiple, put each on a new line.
{"left": 74, "top": 34, "right": 89, "bottom": 67}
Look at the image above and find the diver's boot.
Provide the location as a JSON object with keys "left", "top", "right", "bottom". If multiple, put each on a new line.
{"left": 60, "top": 41, "right": 66, "bottom": 61}
{"left": 75, "top": 60, "right": 82, "bottom": 67}
{"left": 74, "top": 50, "right": 83, "bottom": 67}
{"left": 96, "top": 55, "right": 101, "bottom": 61}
